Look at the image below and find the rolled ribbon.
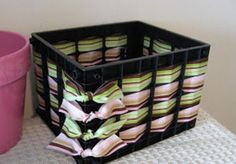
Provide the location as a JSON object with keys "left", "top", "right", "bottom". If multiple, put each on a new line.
{"left": 47, "top": 59, "right": 57, "bottom": 78}
{"left": 119, "top": 124, "right": 146, "bottom": 143}
{"left": 178, "top": 104, "right": 200, "bottom": 123}
{"left": 33, "top": 51, "right": 42, "bottom": 66}
{"left": 48, "top": 76, "right": 58, "bottom": 95}
{"left": 152, "top": 98, "right": 176, "bottom": 117}
{"left": 63, "top": 72, "right": 123, "bottom": 103}
{"left": 36, "top": 80, "right": 44, "bottom": 93}
{"left": 180, "top": 91, "right": 202, "bottom": 108}
{"left": 34, "top": 64, "right": 43, "bottom": 79}
{"left": 150, "top": 113, "right": 174, "bottom": 133}
{"left": 122, "top": 72, "right": 152, "bottom": 93}
{"left": 123, "top": 89, "right": 150, "bottom": 111}
{"left": 154, "top": 81, "right": 179, "bottom": 101}
{"left": 77, "top": 37, "right": 103, "bottom": 66}
{"left": 156, "top": 65, "right": 181, "bottom": 84}
{"left": 53, "top": 41, "right": 76, "bottom": 59}
{"left": 37, "top": 94, "right": 45, "bottom": 111}
{"left": 153, "top": 39, "right": 172, "bottom": 54}
{"left": 50, "top": 109, "right": 60, "bottom": 127}
{"left": 105, "top": 34, "right": 127, "bottom": 62}
{"left": 183, "top": 74, "right": 205, "bottom": 93}
{"left": 78, "top": 51, "right": 103, "bottom": 66}
{"left": 49, "top": 94, "right": 59, "bottom": 109}
{"left": 120, "top": 107, "right": 148, "bottom": 127}
{"left": 143, "top": 36, "right": 150, "bottom": 56}
{"left": 185, "top": 58, "right": 208, "bottom": 77}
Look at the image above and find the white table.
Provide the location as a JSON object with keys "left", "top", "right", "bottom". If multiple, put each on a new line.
{"left": 1, "top": 110, "right": 236, "bottom": 164}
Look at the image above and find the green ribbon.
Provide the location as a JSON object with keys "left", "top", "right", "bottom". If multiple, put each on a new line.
{"left": 82, "top": 118, "right": 126, "bottom": 141}
{"left": 63, "top": 72, "right": 123, "bottom": 103}
{"left": 61, "top": 116, "right": 126, "bottom": 141}
{"left": 62, "top": 117, "right": 82, "bottom": 138}
{"left": 120, "top": 107, "right": 148, "bottom": 126}
{"left": 185, "top": 59, "right": 208, "bottom": 77}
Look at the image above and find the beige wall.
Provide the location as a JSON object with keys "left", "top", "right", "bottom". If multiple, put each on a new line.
{"left": 1, "top": 0, "right": 236, "bottom": 133}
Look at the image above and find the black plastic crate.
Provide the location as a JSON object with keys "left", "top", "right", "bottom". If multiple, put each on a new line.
{"left": 31, "top": 21, "right": 210, "bottom": 164}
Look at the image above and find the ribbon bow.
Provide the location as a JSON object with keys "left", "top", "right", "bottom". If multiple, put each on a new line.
{"left": 63, "top": 72, "right": 123, "bottom": 103}
{"left": 48, "top": 117, "right": 127, "bottom": 157}
{"left": 61, "top": 116, "right": 126, "bottom": 141}
{"left": 47, "top": 133, "right": 127, "bottom": 157}
{"left": 59, "top": 99, "right": 127, "bottom": 123}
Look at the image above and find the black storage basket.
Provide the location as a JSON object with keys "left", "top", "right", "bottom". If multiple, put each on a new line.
{"left": 31, "top": 21, "right": 210, "bottom": 164}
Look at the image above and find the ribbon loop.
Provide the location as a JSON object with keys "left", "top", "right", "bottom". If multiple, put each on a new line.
{"left": 62, "top": 71, "right": 123, "bottom": 103}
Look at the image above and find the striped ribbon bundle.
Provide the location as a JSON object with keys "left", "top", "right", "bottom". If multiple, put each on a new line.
{"left": 178, "top": 58, "right": 208, "bottom": 123}
{"left": 143, "top": 36, "right": 176, "bottom": 56}
{"left": 47, "top": 60, "right": 61, "bottom": 127}
{"left": 53, "top": 41, "right": 77, "bottom": 60}
{"left": 105, "top": 34, "right": 127, "bottom": 61}
{"left": 78, "top": 37, "right": 103, "bottom": 66}
{"left": 150, "top": 65, "right": 181, "bottom": 133}
{"left": 33, "top": 51, "right": 45, "bottom": 111}
{"left": 52, "top": 34, "right": 127, "bottom": 67}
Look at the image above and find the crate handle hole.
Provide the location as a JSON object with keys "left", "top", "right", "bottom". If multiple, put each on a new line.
{"left": 93, "top": 73, "right": 101, "bottom": 80}
{"left": 72, "top": 70, "right": 78, "bottom": 79}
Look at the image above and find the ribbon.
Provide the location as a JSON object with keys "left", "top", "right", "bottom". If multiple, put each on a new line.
{"left": 50, "top": 109, "right": 60, "bottom": 127}
{"left": 183, "top": 74, "right": 205, "bottom": 93}
{"left": 63, "top": 72, "right": 123, "bottom": 103}
{"left": 119, "top": 124, "right": 146, "bottom": 143}
{"left": 122, "top": 72, "right": 152, "bottom": 93}
{"left": 78, "top": 37, "right": 103, "bottom": 52}
{"left": 152, "top": 98, "right": 176, "bottom": 117}
{"left": 48, "top": 76, "right": 58, "bottom": 94}
{"left": 153, "top": 39, "right": 173, "bottom": 54}
{"left": 156, "top": 65, "right": 181, "bottom": 84}
{"left": 59, "top": 99, "right": 90, "bottom": 122}
{"left": 60, "top": 115, "right": 126, "bottom": 141}
{"left": 151, "top": 114, "right": 174, "bottom": 133}
{"left": 37, "top": 94, "right": 45, "bottom": 111}
{"left": 78, "top": 51, "right": 103, "bottom": 66}
{"left": 82, "top": 118, "right": 126, "bottom": 141}
{"left": 34, "top": 64, "right": 43, "bottom": 79}
{"left": 47, "top": 133, "right": 126, "bottom": 158}
{"left": 62, "top": 117, "right": 82, "bottom": 138}
{"left": 59, "top": 98, "right": 127, "bottom": 123}
{"left": 123, "top": 89, "right": 150, "bottom": 111}
{"left": 47, "top": 60, "right": 57, "bottom": 78}
{"left": 53, "top": 41, "right": 76, "bottom": 56}
{"left": 33, "top": 51, "right": 42, "bottom": 66}
{"left": 49, "top": 94, "right": 59, "bottom": 109}
{"left": 154, "top": 81, "right": 179, "bottom": 101}
{"left": 185, "top": 58, "right": 208, "bottom": 77}
{"left": 178, "top": 104, "right": 200, "bottom": 123}
{"left": 120, "top": 107, "right": 148, "bottom": 127}
{"left": 180, "top": 91, "right": 202, "bottom": 108}
{"left": 86, "top": 99, "right": 127, "bottom": 122}
{"left": 105, "top": 34, "right": 127, "bottom": 48}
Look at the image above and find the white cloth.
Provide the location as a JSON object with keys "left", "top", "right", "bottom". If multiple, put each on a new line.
{"left": 0, "top": 110, "right": 236, "bottom": 164}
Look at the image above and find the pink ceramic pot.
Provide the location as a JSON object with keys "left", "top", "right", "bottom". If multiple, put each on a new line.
{"left": 0, "top": 31, "right": 30, "bottom": 153}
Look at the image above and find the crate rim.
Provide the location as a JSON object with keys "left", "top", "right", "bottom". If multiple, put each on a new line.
{"left": 31, "top": 21, "right": 210, "bottom": 72}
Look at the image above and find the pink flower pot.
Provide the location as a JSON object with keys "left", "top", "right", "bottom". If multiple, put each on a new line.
{"left": 0, "top": 31, "right": 30, "bottom": 153}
